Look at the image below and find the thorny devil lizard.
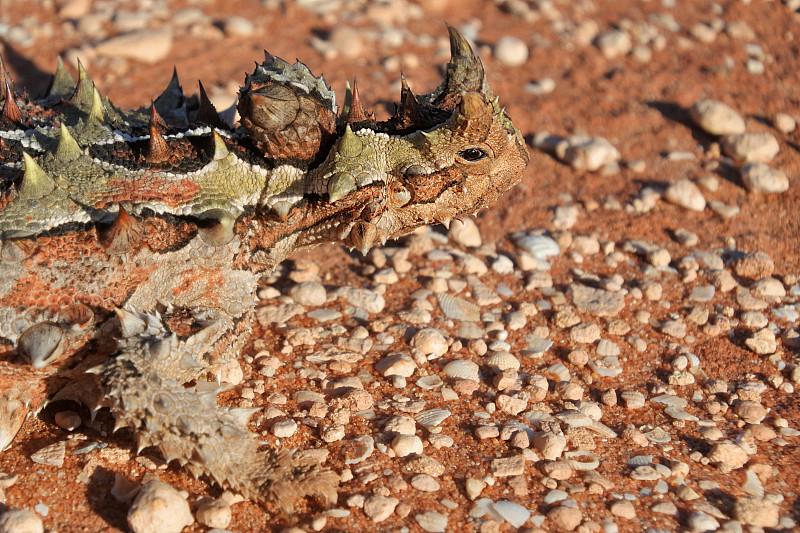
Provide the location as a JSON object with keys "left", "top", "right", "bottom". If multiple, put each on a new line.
{"left": 0, "top": 27, "right": 528, "bottom": 512}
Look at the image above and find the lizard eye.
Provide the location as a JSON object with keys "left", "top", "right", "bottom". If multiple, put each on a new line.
{"left": 459, "top": 147, "right": 488, "bottom": 162}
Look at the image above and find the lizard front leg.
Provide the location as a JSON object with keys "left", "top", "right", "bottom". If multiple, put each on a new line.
{"left": 98, "top": 308, "right": 339, "bottom": 511}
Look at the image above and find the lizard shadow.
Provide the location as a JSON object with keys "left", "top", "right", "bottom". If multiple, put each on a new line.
{"left": 1, "top": 42, "right": 52, "bottom": 97}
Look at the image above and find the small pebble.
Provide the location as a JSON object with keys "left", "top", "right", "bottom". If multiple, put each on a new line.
{"left": 594, "top": 29, "right": 632, "bottom": 59}
{"left": 689, "top": 98, "right": 746, "bottom": 135}
{"left": 0, "top": 509, "right": 44, "bottom": 533}
{"left": 222, "top": 16, "right": 255, "bottom": 37}
{"left": 664, "top": 179, "right": 706, "bottom": 211}
{"left": 773, "top": 112, "right": 796, "bottom": 133}
{"left": 740, "top": 163, "right": 789, "bottom": 193}
{"left": 721, "top": 132, "right": 780, "bottom": 163}
{"left": 547, "top": 505, "right": 583, "bottom": 531}
{"left": 195, "top": 498, "right": 232, "bottom": 529}
{"left": 415, "top": 511, "right": 448, "bottom": 532}
{"left": 363, "top": 495, "right": 399, "bottom": 523}
{"left": 127, "top": 481, "right": 193, "bottom": 533}
{"left": 493, "top": 36, "right": 529, "bottom": 66}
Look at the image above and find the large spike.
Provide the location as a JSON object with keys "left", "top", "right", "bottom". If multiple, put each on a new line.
{"left": 98, "top": 206, "right": 143, "bottom": 255}
{"left": 154, "top": 67, "right": 184, "bottom": 115}
{"left": 0, "top": 53, "right": 7, "bottom": 90}
{"left": 19, "top": 152, "right": 56, "bottom": 199}
{"left": 56, "top": 123, "right": 82, "bottom": 161}
{"left": 398, "top": 72, "right": 420, "bottom": 125}
{"left": 196, "top": 80, "right": 225, "bottom": 128}
{"left": 88, "top": 85, "right": 106, "bottom": 122}
{"left": 338, "top": 124, "right": 363, "bottom": 158}
{"left": 344, "top": 79, "right": 370, "bottom": 124}
{"left": 426, "top": 25, "right": 488, "bottom": 110}
{"left": 47, "top": 56, "right": 76, "bottom": 98}
{"left": 2, "top": 81, "right": 23, "bottom": 124}
{"left": 444, "top": 24, "right": 486, "bottom": 93}
{"left": 149, "top": 101, "right": 168, "bottom": 130}
{"left": 70, "top": 59, "right": 95, "bottom": 112}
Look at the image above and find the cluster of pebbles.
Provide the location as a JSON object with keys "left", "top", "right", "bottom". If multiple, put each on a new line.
{"left": 9, "top": 215, "right": 797, "bottom": 533}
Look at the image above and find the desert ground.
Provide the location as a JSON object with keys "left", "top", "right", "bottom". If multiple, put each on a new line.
{"left": 1, "top": 0, "right": 798, "bottom": 532}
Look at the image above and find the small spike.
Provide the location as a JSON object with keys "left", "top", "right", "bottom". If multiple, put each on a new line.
{"left": 210, "top": 130, "right": 229, "bottom": 160}
{"left": 55, "top": 123, "right": 82, "bottom": 161}
{"left": 196, "top": 80, "right": 225, "bottom": 128}
{"left": 271, "top": 200, "right": 292, "bottom": 220}
{"left": 115, "top": 307, "right": 146, "bottom": 338}
{"left": 85, "top": 364, "right": 105, "bottom": 375}
{"left": 350, "top": 220, "right": 378, "bottom": 256}
{"left": 19, "top": 152, "right": 56, "bottom": 200}
{"left": 327, "top": 172, "right": 356, "bottom": 204}
{"left": 99, "top": 206, "right": 143, "bottom": 255}
{"left": 112, "top": 417, "right": 127, "bottom": 433}
{"left": 17, "top": 322, "right": 65, "bottom": 369}
{"left": 47, "top": 56, "right": 76, "bottom": 98}
{"left": 197, "top": 209, "right": 236, "bottom": 247}
{"left": 2, "top": 81, "right": 23, "bottom": 124}
{"left": 228, "top": 407, "right": 261, "bottom": 426}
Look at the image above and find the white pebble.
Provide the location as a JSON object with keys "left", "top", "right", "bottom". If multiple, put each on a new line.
{"left": 494, "top": 36, "right": 529, "bottom": 66}
{"left": 773, "top": 112, "right": 796, "bottom": 133}
{"left": 721, "top": 132, "right": 780, "bottom": 163}
{"left": 127, "top": 481, "right": 193, "bottom": 533}
{"left": 0, "top": 510, "right": 44, "bottom": 533}
{"left": 664, "top": 179, "right": 706, "bottom": 211}
{"left": 740, "top": 163, "right": 789, "bottom": 193}
{"left": 594, "top": 30, "right": 632, "bottom": 59}
{"left": 689, "top": 98, "right": 746, "bottom": 135}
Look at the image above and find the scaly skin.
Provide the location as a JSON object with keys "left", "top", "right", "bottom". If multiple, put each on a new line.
{"left": 0, "top": 27, "right": 528, "bottom": 511}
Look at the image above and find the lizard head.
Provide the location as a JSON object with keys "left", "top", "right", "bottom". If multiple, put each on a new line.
{"left": 314, "top": 26, "right": 530, "bottom": 253}
{"left": 239, "top": 26, "right": 528, "bottom": 264}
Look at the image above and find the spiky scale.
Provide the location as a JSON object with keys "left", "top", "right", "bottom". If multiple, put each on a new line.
{"left": 344, "top": 79, "right": 370, "bottom": 124}
{"left": 197, "top": 209, "right": 236, "bottom": 247}
{"left": 98, "top": 206, "right": 143, "bottom": 255}
{"left": 55, "top": 123, "right": 82, "bottom": 161}
{"left": 47, "top": 56, "right": 76, "bottom": 98}
{"left": 88, "top": 86, "right": 106, "bottom": 122}
{"left": 2, "top": 81, "right": 22, "bottom": 123}
{"left": 210, "top": 130, "right": 229, "bottom": 160}
{"left": 18, "top": 152, "right": 56, "bottom": 199}
{"left": 70, "top": 60, "right": 95, "bottom": 112}
{"left": 338, "top": 124, "right": 362, "bottom": 158}
{"left": 327, "top": 171, "right": 356, "bottom": 203}
{"left": 146, "top": 123, "right": 172, "bottom": 163}
{"left": 197, "top": 80, "right": 225, "bottom": 128}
